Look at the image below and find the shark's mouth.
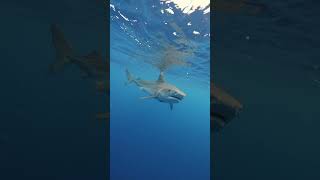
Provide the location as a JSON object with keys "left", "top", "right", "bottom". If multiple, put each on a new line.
{"left": 170, "top": 94, "right": 184, "bottom": 101}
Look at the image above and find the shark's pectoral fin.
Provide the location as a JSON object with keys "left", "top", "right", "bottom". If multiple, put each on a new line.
{"left": 140, "top": 96, "right": 156, "bottom": 100}
{"left": 169, "top": 103, "right": 173, "bottom": 110}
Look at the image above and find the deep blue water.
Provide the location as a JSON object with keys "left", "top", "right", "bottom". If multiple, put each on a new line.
{"left": 110, "top": 0, "right": 210, "bottom": 179}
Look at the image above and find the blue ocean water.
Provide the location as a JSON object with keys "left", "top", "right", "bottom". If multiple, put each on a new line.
{"left": 110, "top": 0, "right": 210, "bottom": 179}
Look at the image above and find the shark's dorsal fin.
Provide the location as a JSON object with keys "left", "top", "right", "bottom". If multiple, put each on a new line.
{"left": 157, "top": 71, "right": 165, "bottom": 83}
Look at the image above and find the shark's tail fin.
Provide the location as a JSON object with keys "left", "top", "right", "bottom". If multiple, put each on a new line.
{"left": 49, "top": 24, "right": 74, "bottom": 73}
{"left": 125, "top": 69, "right": 135, "bottom": 85}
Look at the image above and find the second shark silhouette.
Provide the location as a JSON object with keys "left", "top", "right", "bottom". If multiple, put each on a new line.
{"left": 50, "top": 24, "right": 108, "bottom": 119}
{"left": 211, "top": 84, "right": 243, "bottom": 131}
{"left": 50, "top": 24, "right": 108, "bottom": 92}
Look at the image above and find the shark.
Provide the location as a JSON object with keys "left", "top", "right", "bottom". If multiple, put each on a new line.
{"left": 50, "top": 24, "right": 109, "bottom": 120}
{"left": 50, "top": 24, "right": 108, "bottom": 92}
{"left": 211, "top": 84, "right": 243, "bottom": 131}
{"left": 125, "top": 69, "right": 186, "bottom": 110}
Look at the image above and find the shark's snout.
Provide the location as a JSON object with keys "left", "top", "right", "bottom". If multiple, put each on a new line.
{"left": 171, "top": 91, "right": 186, "bottom": 101}
{"left": 168, "top": 89, "right": 186, "bottom": 103}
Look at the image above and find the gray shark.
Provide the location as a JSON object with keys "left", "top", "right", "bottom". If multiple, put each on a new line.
{"left": 125, "top": 69, "right": 186, "bottom": 110}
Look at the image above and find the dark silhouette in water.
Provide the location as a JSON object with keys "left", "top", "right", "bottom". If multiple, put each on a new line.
{"left": 50, "top": 24, "right": 107, "bottom": 82}
{"left": 50, "top": 24, "right": 108, "bottom": 118}
{"left": 211, "top": 84, "right": 243, "bottom": 132}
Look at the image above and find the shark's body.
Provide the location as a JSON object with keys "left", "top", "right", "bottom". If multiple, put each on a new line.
{"left": 50, "top": 24, "right": 108, "bottom": 93}
{"left": 50, "top": 24, "right": 109, "bottom": 120}
{"left": 211, "top": 84, "right": 243, "bottom": 131}
{"left": 126, "top": 69, "right": 186, "bottom": 110}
